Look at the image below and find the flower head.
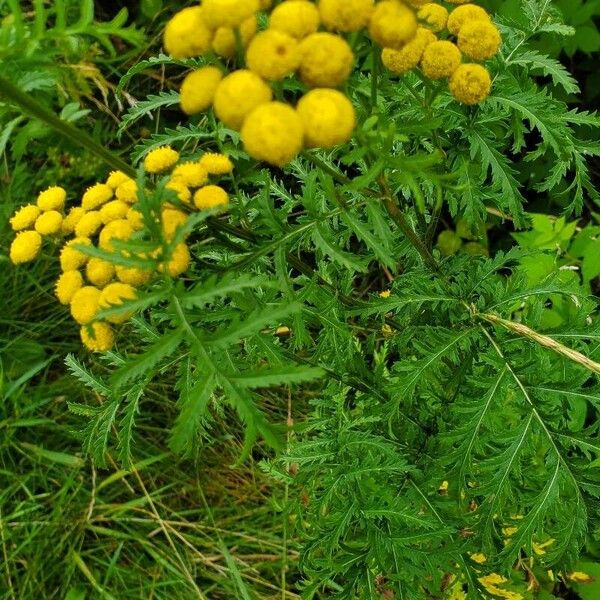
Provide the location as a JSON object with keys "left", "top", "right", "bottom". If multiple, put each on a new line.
{"left": 298, "top": 32, "right": 354, "bottom": 88}
{"left": 213, "top": 70, "right": 273, "bottom": 130}
{"left": 194, "top": 185, "right": 230, "bottom": 210}
{"left": 246, "top": 30, "right": 301, "bottom": 81}
{"left": 165, "top": 180, "right": 192, "bottom": 205}
{"left": 241, "top": 101, "right": 304, "bottom": 166}
{"left": 418, "top": 3, "right": 448, "bottom": 33}
{"left": 162, "top": 208, "right": 189, "bottom": 239}
{"left": 86, "top": 257, "right": 115, "bottom": 288}
{"left": 70, "top": 286, "right": 101, "bottom": 325}
{"left": 180, "top": 66, "right": 224, "bottom": 115}
{"left": 382, "top": 27, "right": 436, "bottom": 74}
{"left": 269, "top": 1, "right": 320, "bottom": 39}
{"left": 60, "top": 238, "right": 92, "bottom": 271}
{"left": 171, "top": 162, "right": 209, "bottom": 187}
{"left": 162, "top": 243, "right": 191, "bottom": 277}
{"left": 62, "top": 207, "right": 87, "bottom": 235}
{"left": 318, "top": 0, "right": 374, "bottom": 32}
{"left": 126, "top": 208, "right": 144, "bottom": 231}
{"left": 75, "top": 210, "right": 103, "bottom": 238}
{"left": 144, "top": 146, "right": 180, "bottom": 174}
{"left": 212, "top": 15, "right": 257, "bottom": 58}
{"left": 447, "top": 4, "right": 490, "bottom": 36}
{"left": 369, "top": 1, "right": 418, "bottom": 49}
{"left": 37, "top": 186, "right": 66, "bottom": 211}
{"left": 116, "top": 265, "right": 153, "bottom": 286}
{"left": 202, "top": 0, "right": 259, "bottom": 28}
{"left": 99, "top": 282, "right": 137, "bottom": 324}
{"left": 34, "top": 210, "right": 63, "bottom": 236}
{"left": 55, "top": 270, "right": 84, "bottom": 305}
{"left": 449, "top": 63, "right": 491, "bottom": 104}
{"left": 82, "top": 183, "right": 113, "bottom": 210}
{"left": 98, "top": 219, "right": 134, "bottom": 252}
{"left": 100, "top": 200, "right": 130, "bottom": 224}
{"left": 163, "top": 7, "right": 213, "bottom": 58}
{"left": 105, "top": 170, "right": 131, "bottom": 190}
{"left": 420, "top": 40, "right": 462, "bottom": 79}
{"left": 10, "top": 230, "right": 42, "bottom": 264}
{"left": 10, "top": 204, "right": 41, "bottom": 231}
{"left": 296, "top": 89, "right": 356, "bottom": 149}
{"left": 80, "top": 321, "right": 115, "bottom": 352}
{"left": 115, "top": 180, "right": 138, "bottom": 204}
{"left": 458, "top": 20, "right": 501, "bottom": 61}
{"left": 199, "top": 153, "right": 235, "bottom": 175}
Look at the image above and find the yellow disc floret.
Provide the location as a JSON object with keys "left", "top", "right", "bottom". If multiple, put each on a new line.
{"left": 60, "top": 238, "right": 92, "bottom": 271}
{"left": 80, "top": 321, "right": 115, "bottom": 352}
{"left": 242, "top": 101, "right": 304, "bottom": 167}
{"left": 296, "top": 89, "right": 356, "bottom": 149}
{"left": 70, "top": 286, "right": 101, "bottom": 325}
{"left": 10, "top": 230, "right": 42, "bottom": 264}
{"left": 86, "top": 257, "right": 115, "bottom": 288}
{"left": 382, "top": 27, "right": 436, "bottom": 74}
{"left": 144, "top": 146, "right": 180, "bottom": 174}
{"left": 270, "top": 1, "right": 320, "bottom": 39}
{"left": 99, "top": 282, "right": 137, "bottom": 324}
{"left": 369, "top": 1, "right": 418, "bottom": 49}
{"left": 447, "top": 4, "right": 490, "bottom": 35}
{"left": 82, "top": 183, "right": 113, "bottom": 210}
{"left": 115, "top": 180, "right": 138, "bottom": 204}
{"left": 417, "top": 3, "right": 448, "bottom": 33}
{"left": 62, "top": 207, "right": 87, "bottom": 235}
{"left": 105, "top": 170, "right": 131, "bottom": 190}
{"left": 162, "top": 243, "right": 191, "bottom": 277}
{"left": 98, "top": 219, "right": 134, "bottom": 252}
{"left": 246, "top": 30, "right": 300, "bottom": 81}
{"left": 194, "top": 185, "right": 230, "bottom": 210}
{"left": 165, "top": 180, "right": 192, "bottom": 205}
{"left": 162, "top": 208, "right": 189, "bottom": 239}
{"left": 318, "top": 0, "right": 374, "bottom": 33}
{"left": 420, "top": 40, "right": 462, "bottom": 79}
{"left": 75, "top": 211, "right": 103, "bottom": 238}
{"left": 37, "top": 186, "right": 66, "bottom": 211}
{"left": 202, "top": 0, "right": 259, "bottom": 28}
{"left": 199, "top": 153, "right": 235, "bottom": 175}
{"left": 34, "top": 210, "right": 63, "bottom": 236}
{"left": 163, "top": 6, "right": 213, "bottom": 58}
{"left": 171, "top": 162, "right": 209, "bottom": 187}
{"left": 180, "top": 66, "right": 224, "bottom": 115}
{"left": 298, "top": 32, "right": 354, "bottom": 88}
{"left": 449, "top": 63, "right": 491, "bottom": 105}
{"left": 213, "top": 70, "right": 273, "bottom": 130}
{"left": 212, "top": 15, "right": 257, "bottom": 58}
{"left": 116, "top": 265, "right": 153, "bottom": 286}
{"left": 126, "top": 208, "right": 144, "bottom": 231}
{"left": 10, "top": 204, "right": 41, "bottom": 231}
{"left": 55, "top": 270, "right": 83, "bottom": 305}
{"left": 100, "top": 200, "right": 129, "bottom": 224}
{"left": 458, "top": 20, "right": 501, "bottom": 61}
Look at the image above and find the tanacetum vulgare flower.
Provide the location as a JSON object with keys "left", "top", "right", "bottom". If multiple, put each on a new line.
{"left": 165, "top": 180, "right": 192, "bottom": 205}
{"left": 269, "top": 1, "right": 320, "bottom": 39}
{"left": 162, "top": 243, "right": 191, "bottom": 277}
{"left": 319, "top": 0, "right": 374, "bottom": 33}
{"left": 62, "top": 207, "right": 86, "bottom": 235}
{"left": 55, "top": 270, "right": 83, "bottom": 305}
{"left": 10, "top": 204, "right": 41, "bottom": 231}
{"left": 246, "top": 30, "right": 301, "bottom": 81}
{"left": 116, "top": 265, "right": 153, "bottom": 286}
{"left": 70, "top": 285, "right": 101, "bottom": 325}
{"left": 126, "top": 208, "right": 144, "bottom": 231}
{"left": 202, "top": 0, "right": 259, "bottom": 28}
{"left": 75, "top": 210, "right": 103, "bottom": 238}
{"left": 162, "top": 208, "right": 189, "bottom": 239}
{"left": 212, "top": 15, "right": 257, "bottom": 58}
{"left": 298, "top": 32, "right": 354, "bottom": 88}
{"left": 421, "top": 40, "right": 462, "bottom": 79}
{"left": 449, "top": 63, "right": 491, "bottom": 104}
{"left": 60, "top": 237, "right": 92, "bottom": 271}
{"left": 10, "top": 230, "right": 42, "bottom": 264}
{"left": 163, "top": 7, "right": 213, "bottom": 58}
{"left": 200, "top": 153, "right": 235, "bottom": 175}
{"left": 144, "top": 146, "right": 180, "bottom": 174}
{"left": 100, "top": 200, "right": 129, "bottom": 224}
{"left": 34, "top": 210, "right": 63, "bottom": 236}
{"left": 369, "top": 1, "right": 418, "bottom": 50}
{"left": 213, "top": 69, "right": 273, "bottom": 130}
{"left": 86, "top": 257, "right": 115, "bottom": 288}
{"left": 296, "top": 89, "right": 356, "bottom": 149}
{"left": 105, "top": 170, "right": 131, "bottom": 190}
{"left": 171, "top": 162, "right": 209, "bottom": 187}
{"left": 241, "top": 101, "right": 304, "bottom": 167}
{"left": 194, "top": 185, "right": 230, "bottom": 210}
{"left": 80, "top": 321, "right": 115, "bottom": 352}
{"left": 382, "top": 27, "right": 436, "bottom": 74}
{"left": 99, "top": 282, "right": 137, "bottom": 324}
{"left": 115, "top": 179, "right": 138, "bottom": 203}
{"left": 37, "top": 186, "right": 66, "bottom": 211}
{"left": 447, "top": 4, "right": 490, "bottom": 36}
{"left": 418, "top": 3, "right": 448, "bottom": 33}
{"left": 82, "top": 183, "right": 113, "bottom": 210}
{"left": 180, "top": 66, "right": 224, "bottom": 115}
{"left": 98, "top": 219, "right": 134, "bottom": 252}
{"left": 458, "top": 20, "right": 501, "bottom": 60}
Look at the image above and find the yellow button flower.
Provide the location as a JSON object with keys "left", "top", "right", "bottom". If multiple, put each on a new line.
{"left": 213, "top": 70, "right": 273, "bottom": 130}
{"left": 100, "top": 200, "right": 130, "bottom": 224}
{"left": 194, "top": 185, "right": 230, "bottom": 210}
{"left": 82, "top": 183, "right": 113, "bottom": 210}
{"left": 369, "top": 1, "right": 418, "bottom": 49}
{"left": 420, "top": 40, "right": 462, "bottom": 79}
{"left": 61, "top": 206, "right": 87, "bottom": 235}
{"left": 99, "top": 282, "right": 137, "bottom": 324}
{"left": 98, "top": 219, "right": 134, "bottom": 252}
{"left": 10, "top": 204, "right": 41, "bottom": 231}
{"left": 318, "top": 0, "right": 374, "bottom": 33}
{"left": 241, "top": 101, "right": 304, "bottom": 166}
{"left": 296, "top": 89, "right": 356, "bottom": 149}
{"left": 105, "top": 170, "right": 131, "bottom": 190}
{"left": 60, "top": 238, "right": 92, "bottom": 271}
{"left": 382, "top": 27, "right": 436, "bottom": 74}
{"left": 55, "top": 270, "right": 84, "bottom": 305}
{"left": 34, "top": 210, "right": 63, "bottom": 236}
{"left": 126, "top": 207, "right": 145, "bottom": 231}
{"left": 10, "top": 230, "right": 42, "bottom": 264}
{"left": 447, "top": 4, "right": 490, "bottom": 36}
{"left": 246, "top": 30, "right": 301, "bottom": 81}
{"left": 171, "top": 162, "right": 209, "bottom": 187}
{"left": 298, "top": 32, "right": 354, "bottom": 88}
{"left": 115, "top": 179, "right": 138, "bottom": 204}
{"left": 212, "top": 15, "right": 257, "bottom": 58}
{"left": 80, "top": 321, "right": 115, "bottom": 352}
{"left": 199, "top": 153, "right": 234, "bottom": 175}
{"left": 163, "top": 7, "right": 213, "bottom": 58}
{"left": 202, "top": 0, "right": 259, "bottom": 28}
{"left": 458, "top": 20, "right": 501, "bottom": 61}
{"left": 86, "top": 257, "right": 116, "bottom": 288}
{"left": 162, "top": 243, "right": 191, "bottom": 277}
{"left": 270, "top": 1, "right": 320, "bottom": 39}
{"left": 70, "top": 286, "right": 102, "bottom": 325}
{"left": 162, "top": 208, "right": 189, "bottom": 239}
{"left": 180, "top": 66, "right": 223, "bottom": 115}
{"left": 417, "top": 3, "right": 448, "bottom": 33}
{"left": 165, "top": 180, "right": 192, "bottom": 205}
{"left": 449, "top": 63, "right": 491, "bottom": 104}
{"left": 75, "top": 210, "right": 103, "bottom": 238}
{"left": 116, "top": 265, "right": 153, "bottom": 286}
{"left": 144, "top": 146, "right": 180, "bottom": 174}
{"left": 37, "top": 186, "right": 66, "bottom": 211}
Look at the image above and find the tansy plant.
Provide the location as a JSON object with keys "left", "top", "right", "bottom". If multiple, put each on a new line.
{"left": 2, "top": 0, "right": 600, "bottom": 598}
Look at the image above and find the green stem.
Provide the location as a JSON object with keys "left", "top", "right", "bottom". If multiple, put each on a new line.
{"left": 0, "top": 73, "right": 135, "bottom": 177}
{"left": 370, "top": 45, "right": 380, "bottom": 110}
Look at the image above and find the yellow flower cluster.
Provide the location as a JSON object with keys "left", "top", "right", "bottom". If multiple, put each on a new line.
{"left": 8, "top": 149, "right": 235, "bottom": 352}
{"left": 164, "top": 1, "right": 359, "bottom": 167}
{"left": 377, "top": 1, "right": 500, "bottom": 105}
